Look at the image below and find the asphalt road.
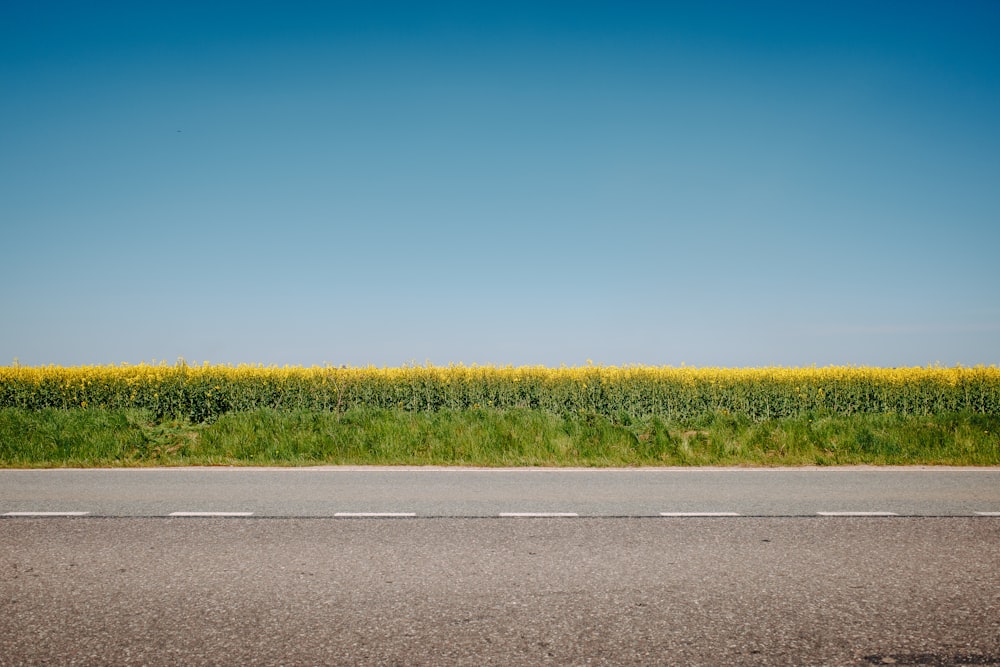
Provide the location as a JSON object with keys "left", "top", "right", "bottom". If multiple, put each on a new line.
{"left": 2, "top": 467, "right": 999, "bottom": 517}
{"left": 2, "top": 516, "right": 998, "bottom": 666}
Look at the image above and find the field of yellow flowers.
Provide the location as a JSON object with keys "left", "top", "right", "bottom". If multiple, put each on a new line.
{"left": 2, "top": 362, "right": 997, "bottom": 423}
{"left": 2, "top": 362, "right": 998, "bottom": 466}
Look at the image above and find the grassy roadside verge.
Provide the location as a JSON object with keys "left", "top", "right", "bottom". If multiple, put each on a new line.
{"left": 1, "top": 407, "right": 997, "bottom": 467}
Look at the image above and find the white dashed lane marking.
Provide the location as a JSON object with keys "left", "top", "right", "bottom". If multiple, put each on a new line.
{"left": 333, "top": 512, "right": 417, "bottom": 517}
{"left": 168, "top": 512, "right": 254, "bottom": 517}
{"left": 816, "top": 512, "right": 899, "bottom": 516}
{"left": 660, "top": 512, "right": 742, "bottom": 517}
{"left": 4, "top": 512, "right": 90, "bottom": 516}
{"left": 975, "top": 511, "right": 1000, "bottom": 516}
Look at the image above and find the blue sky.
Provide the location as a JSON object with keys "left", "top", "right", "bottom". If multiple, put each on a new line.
{"left": 2, "top": 1, "right": 998, "bottom": 367}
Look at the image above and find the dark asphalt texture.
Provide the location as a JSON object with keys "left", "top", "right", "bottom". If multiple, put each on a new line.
{"left": 2, "top": 517, "right": 998, "bottom": 666}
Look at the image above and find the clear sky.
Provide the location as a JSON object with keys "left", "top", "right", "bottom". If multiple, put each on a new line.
{"left": 2, "top": 1, "right": 998, "bottom": 368}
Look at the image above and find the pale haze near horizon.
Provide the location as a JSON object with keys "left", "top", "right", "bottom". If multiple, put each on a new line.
{"left": 2, "top": 1, "right": 998, "bottom": 368}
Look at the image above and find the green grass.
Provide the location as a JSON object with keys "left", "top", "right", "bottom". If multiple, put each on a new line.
{"left": 1, "top": 407, "right": 996, "bottom": 467}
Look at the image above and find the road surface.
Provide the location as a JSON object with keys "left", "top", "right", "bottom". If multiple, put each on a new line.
{"left": 2, "top": 466, "right": 998, "bottom": 517}
{"left": 2, "top": 516, "right": 998, "bottom": 666}
{"left": 3, "top": 467, "right": 998, "bottom": 665}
